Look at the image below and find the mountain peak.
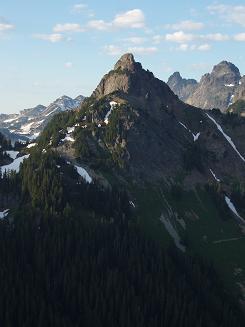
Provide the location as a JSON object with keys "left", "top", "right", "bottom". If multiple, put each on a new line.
{"left": 92, "top": 54, "right": 178, "bottom": 112}
{"left": 114, "top": 53, "right": 137, "bottom": 71}
{"left": 211, "top": 61, "right": 240, "bottom": 80}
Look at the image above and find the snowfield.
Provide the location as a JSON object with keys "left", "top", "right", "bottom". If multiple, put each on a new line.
{"left": 0, "top": 155, "right": 30, "bottom": 175}
{"left": 5, "top": 150, "right": 19, "bottom": 159}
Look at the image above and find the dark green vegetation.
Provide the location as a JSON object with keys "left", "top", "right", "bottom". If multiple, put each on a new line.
{"left": 0, "top": 132, "right": 12, "bottom": 165}
{"left": 0, "top": 152, "right": 244, "bottom": 326}
{"left": 0, "top": 130, "right": 244, "bottom": 326}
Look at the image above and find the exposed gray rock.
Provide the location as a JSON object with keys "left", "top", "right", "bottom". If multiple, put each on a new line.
{"left": 168, "top": 61, "right": 244, "bottom": 112}
{"left": 167, "top": 72, "right": 198, "bottom": 102}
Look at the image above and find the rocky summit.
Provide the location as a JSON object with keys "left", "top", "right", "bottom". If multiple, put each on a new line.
{"left": 167, "top": 72, "right": 198, "bottom": 102}
{"left": 168, "top": 61, "right": 245, "bottom": 112}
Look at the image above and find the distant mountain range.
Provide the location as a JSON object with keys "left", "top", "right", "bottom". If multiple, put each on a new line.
{"left": 0, "top": 95, "right": 84, "bottom": 142}
{"left": 167, "top": 61, "right": 245, "bottom": 113}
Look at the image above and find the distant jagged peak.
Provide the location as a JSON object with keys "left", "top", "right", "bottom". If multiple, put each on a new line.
{"left": 211, "top": 60, "right": 241, "bottom": 83}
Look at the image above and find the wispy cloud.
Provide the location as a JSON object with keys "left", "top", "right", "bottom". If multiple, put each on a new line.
{"left": 124, "top": 37, "right": 146, "bottom": 45}
{"left": 234, "top": 33, "right": 245, "bottom": 41}
{"left": 104, "top": 44, "right": 157, "bottom": 56}
{"left": 33, "top": 33, "right": 64, "bottom": 43}
{"left": 176, "top": 43, "right": 211, "bottom": 52}
{"left": 208, "top": 4, "right": 245, "bottom": 27}
{"left": 205, "top": 33, "right": 230, "bottom": 41}
{"left": 65, "top": 62, "right": 73, "bottom": 68}
{"left": 166, "top": 20, "right": 204, "bottom": 31}
{"left": 72, "top": 3, "right": 88, "bottom": 13}
{"left": 0, "top": 18, "right": 15, "bottom": 33}
{"left": 104, "top": 45, "right": 123, "bottom": 56}
{"left": 128, "top": 46, "right": 157, "bottom": 54}
{"left": 166, "top": 31, "right": 196, "bottom": 43}
{"left": 165, "top": 31, "right": 230, "bottom": 43}
{"left": 53, "top": 23, "right": 84, "bottom": 33}
{"left": 88, "top": 9, "right": 145, "bottom": 31}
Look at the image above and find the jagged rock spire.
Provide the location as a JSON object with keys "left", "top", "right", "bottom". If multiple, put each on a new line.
{"left": 114, "top": 53, "right": 136, "bottom": 71}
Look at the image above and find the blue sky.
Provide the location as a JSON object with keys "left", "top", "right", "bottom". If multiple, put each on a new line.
{"left": 0, "top": 0, "right": 245, "bottom": 113}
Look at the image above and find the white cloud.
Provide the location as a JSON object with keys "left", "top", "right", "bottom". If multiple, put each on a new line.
{"left": 104, "top": 44, "right": 157, "bottom": 56}
{"left": 165, "top": 31, "right": 230, "bottom": 44}
{"left": 166, "top": 20, "right": 204, "bottom": 31}
{"left": 87, "top": 19, "right": 111, "bottom": 30}
{"left": 33, "top": 33, "right": 64, "bottom": 43}
{"left": 166, "top": 31, "right": 195, "bottom": 43}
{"left": 176, "top": 43, "right": 211, "bottom": 51}
{"left": 0, "top": 23, "right": 14, "bottom": 32}
{"left": 208, "top": 4, "right": 245, "bottom": 27}
{"left": 113, "top": 9, "right": 145, "bottom": 28}
{"left": 104, "top": 45, "right": 123, "bottom": 56}
{"left": 53, "top": 23, "right": 84, "bottom": 33}
{"left": 72, "top": 3, "right": 88, "bottom": 13}
{"left": 152, "top": 35, "right": 165, "bottom": 44}
{"left": 205, "top": 33, "right": 230, "bottom": 41}
{"left": 88, "top": 9, "right": 145, "bottom": 30}
{"left": 65, "top": 62, "right": 73, "bottom": 68}
{"left": 125, "top": 37, "right": 146, "bottom": 45}
{"left": 234, "top": 33, "right": 245, "bottom": 41}
{"left": 197, "top": 43, "right": 211, "bottom": 51}
{"left": 128, "top": 46, "right": 157, "bottom": 55}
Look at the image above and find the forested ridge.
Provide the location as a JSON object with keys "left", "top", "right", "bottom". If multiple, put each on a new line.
{"left": 0, "top": 148, "right": 244, "bottom": 326}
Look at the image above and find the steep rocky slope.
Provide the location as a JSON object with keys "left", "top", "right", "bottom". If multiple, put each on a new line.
{"left": 167, "top": 72, "right": 198, "bottom": 102}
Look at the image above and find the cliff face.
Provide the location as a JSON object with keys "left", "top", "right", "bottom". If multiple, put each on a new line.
{"left": 168, "top": 61, "right": 244, "bottom": 112}
{"left": 167, "top": 72, "right": 198, "bottom": 102}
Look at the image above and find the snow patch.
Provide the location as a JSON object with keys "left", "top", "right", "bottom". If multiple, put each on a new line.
{"left": 193, "top": 132, "right": 200, "bottom": 142}
{"left": 0, "top": 155, "right": 29, "bottom": 174}
{"left": 179, "top": 122, "right": 200, "bottom": 142}
{"left": 228, "top": 94, "right": 234, "bottom": 106}
{"left": 206, "top": 113, "right": 245, "bottom": 162}
{"left": 27, "top": 143, "right": 37, "bottom": 148}
{"left": 160, "top": 214, "right": 185, "bottom": 252}
{"left": 224, "top": 83, "right": 234, "bottom": 87}
{"left": 179, "top": 121, "right": 189, "bottom": 131}
{"left": 74, "top": 165, "right": 92, "bottom": 184}
{"left": 67, "top": 126, "right": 75, "bottom": 133}
{"left": 20, "top": 122, "right": 34, "bottom": 134}
{"left": 129, "top": 201, "right": 136, "bottom": 208}
{"left": 3, "top": 117, "right": 18, "bottom": 123}
{"left": 5, "top": 150, "right": 19, "bottom": 159}
{"left": 45, "top": 108, "right": 57, "bottom": 117}
{"left": 225, "top": 196, "right": 245, "bottom": 224}
{"left": 0, "top": 209, "right": 9, "bottom": 219}
{"left": 104, "top": 101, "right": 118, "bottom": 125}
{"left": 209, "top": 169, "right": 220, "bottom": 182}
